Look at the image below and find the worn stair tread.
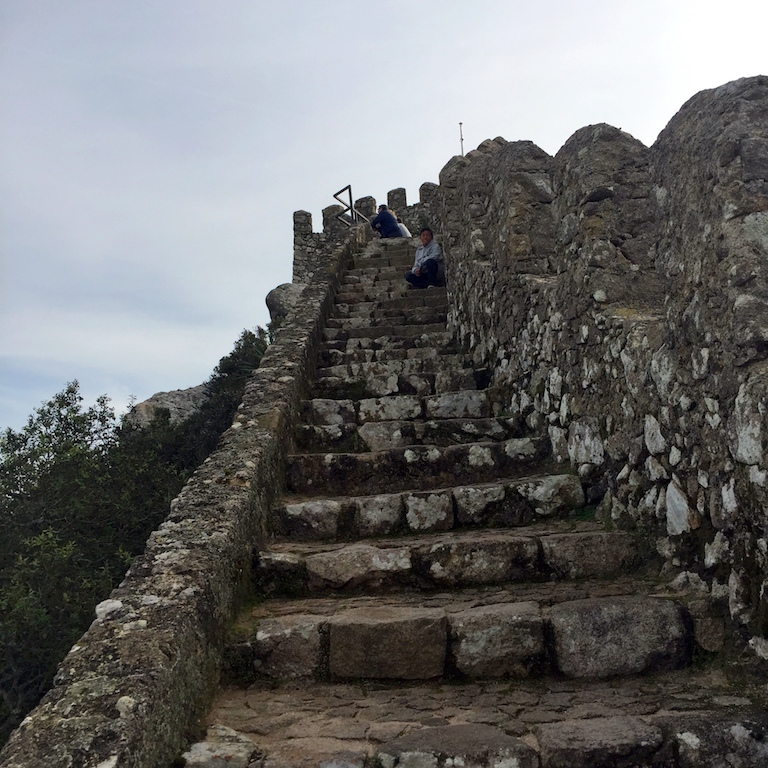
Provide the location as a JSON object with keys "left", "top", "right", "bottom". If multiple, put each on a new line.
{"left": 222, "top": 588, "right": 695, "bottom": 688}
{"left": 276, "top": 471, "right": 583, "bottom": 539}
{"left": 324, "top": 322, "right": 448, "bottom": 341}
{"left": 315, "top": 355, "right": 474, "bottom": 380}
{"left": 337, "top": 292, "right": 450, "bottom": 315}
{"left": 325, "top": 309, "right": 448, "bottom": 330}
{"left": 302, "top": 389, "right": 498, "bottom": 425}
{"left": 202, "top": 671, "right": 768, "bottom": 768}
{"left": 285, "top": 436, "right": 547, "bottom": 496}
{"left": 319, "top": 341, "right": 462, "bottom": 366}
{"left": 256, "top": 524, "right": 645, "bottom": 595}
{"left": 295, "top": 415, "right": 521, "bottom": 453}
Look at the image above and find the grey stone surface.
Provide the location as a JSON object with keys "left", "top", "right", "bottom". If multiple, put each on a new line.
{"left": 537, "top": 716, "right": 663, "bottom": 768}
{"left": 448, "top": 602, "right": 544, "bottom": 678}
{"left": 354, "top": 493, "right": 404, "bottom": 536}
{"left": 252, "top": 615, "right": 323, "bottom": 679}
{"left": 413, "top": 534, "right": 539, "bottom": 586}
{"left": 328, "top": 607, "right": 447, "bottom": 679}
{"left": 378, "top": 724, "right": 538, "bottom": 768}
{"left": 541, "top": 531, "right": 639, "bottom": 579}
{"left": 305, "top": 544, "right": 412, "bottom": 590}
{"left": 182, "top": 725, "right": 262, "bottom": 768}
{"left": 405, "top": 491, "right": 454, "bottom": 532}
{"left": 550, "top": 596, "right": 690, "bottom": 678}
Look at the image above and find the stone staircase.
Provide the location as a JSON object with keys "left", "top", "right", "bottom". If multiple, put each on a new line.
{"left": 185, "top": 239, "right": 768, "bottom": 768}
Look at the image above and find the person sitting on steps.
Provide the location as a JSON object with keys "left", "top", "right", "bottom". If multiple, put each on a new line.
{"left": 370, "top": 204, "right": 402, "bottom": 239}
{"left": 405, "top": 227, "right": 443, "bottom": 289}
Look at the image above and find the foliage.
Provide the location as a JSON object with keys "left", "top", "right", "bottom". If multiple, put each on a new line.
{"left": 0, "top": 327, "right": 268, "bottom": 745}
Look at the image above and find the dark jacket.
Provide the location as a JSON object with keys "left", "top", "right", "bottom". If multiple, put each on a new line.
{"left": 371, "top": 209, "right": 402, "bottom": 238}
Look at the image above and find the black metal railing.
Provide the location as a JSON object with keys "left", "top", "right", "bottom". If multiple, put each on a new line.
{"left": 333, "top": 185, "right": 369, "bottom": 227}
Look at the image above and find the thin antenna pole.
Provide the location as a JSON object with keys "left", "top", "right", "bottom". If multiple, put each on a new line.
{"left": 459, "top": 122, "right": 464, "bottom": 156}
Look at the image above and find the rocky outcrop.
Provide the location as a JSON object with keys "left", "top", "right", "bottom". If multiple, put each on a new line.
{"left": 125, "top": 383, "right": 208, "bottom": 427}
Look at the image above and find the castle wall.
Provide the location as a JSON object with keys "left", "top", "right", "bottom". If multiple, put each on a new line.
{"left": 429, "top": 76, "right": 768, "bottom": 644}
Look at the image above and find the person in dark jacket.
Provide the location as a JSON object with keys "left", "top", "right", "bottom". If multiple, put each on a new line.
{"left": 371, "top": 204, "right": 402, "bottom": 238}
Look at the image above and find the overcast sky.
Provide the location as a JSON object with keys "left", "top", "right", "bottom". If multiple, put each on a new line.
{"left": 1, "top": 1, "right": 766, "bottom": 432}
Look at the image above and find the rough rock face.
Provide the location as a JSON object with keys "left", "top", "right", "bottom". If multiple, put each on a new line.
{"left": 266, "top": 282, "right": 307, "bottom": 323}
{"left": 125, "top": 383, "right": 208, "bottom": 427}
{"left": 431, "top": 75, "right": 768, "bottom": 643}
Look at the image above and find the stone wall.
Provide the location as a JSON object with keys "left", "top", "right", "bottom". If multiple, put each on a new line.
{"left": 428, "top": 76, "right": 768, "bottom": 645}
{"left": 0, "top": 227, "right": 367, "bottom": 767}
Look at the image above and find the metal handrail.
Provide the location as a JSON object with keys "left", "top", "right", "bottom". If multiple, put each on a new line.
{"left": 333, "top": 185, "right": 369, "bottom": 227}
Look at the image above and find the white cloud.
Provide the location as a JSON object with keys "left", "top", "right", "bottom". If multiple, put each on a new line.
{"left": 1, "top": 0, "right": 766, "bottom": 430}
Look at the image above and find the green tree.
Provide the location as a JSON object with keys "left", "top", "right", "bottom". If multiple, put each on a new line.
{"left": 0, "top": 327, "right": 269, "bottom": 745}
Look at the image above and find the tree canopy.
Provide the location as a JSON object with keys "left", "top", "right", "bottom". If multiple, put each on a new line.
{"left": 0, "top": 327, "right": 268, "bottom": 745}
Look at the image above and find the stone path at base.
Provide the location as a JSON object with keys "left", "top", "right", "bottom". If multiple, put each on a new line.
{"left": 184, "top": 238, "right": 768, "bottom": 768}
{"left": 207, "top": 667, "right": 767, "bottom": 768}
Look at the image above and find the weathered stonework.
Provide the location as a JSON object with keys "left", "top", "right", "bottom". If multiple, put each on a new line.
{"left": 428, "top": 76, "right": 768, "bottom": 645}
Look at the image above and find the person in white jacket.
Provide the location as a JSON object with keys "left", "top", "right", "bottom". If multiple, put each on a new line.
{"left": 405, "top": 228, "right": 442, "bottom": 289}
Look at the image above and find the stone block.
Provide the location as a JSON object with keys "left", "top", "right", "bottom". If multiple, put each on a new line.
{"left": 550, "top": 596, "right": 690, "bottom": 678}
{"left": 514, "top": 473, "right": 585, "bottom": 515}
{"left": 378, "top": 724, "right": 538, "bottom": 767}
{"left": 424, "top": 391, "right": 488, "bottom": 419}
{"left": 252, "top": 615, "right": 323, "bottom": 679}
{"left": 358, "top": 395, "right": 423, "bottom": 422}
{"left": 182, "top": 725, "right": 261, "bottom": 768}
{"left": 305, "top": 544, "right": 411, "bottom": 590}
{"left": 448, "top": 602, "right": 544, "bottom": 678}
{"left": 281, "top": 499, "right": 342, "bottom": 540}
{"left": 541, "top": 532, "right": 639, "bottom": 579}
{"left": 536, "top": 716, "right": 663, "bottom": 768}
{"left": 328, "top": 606, "right": 447, "bottom": 679}
{"left": 452, "top": 482, "right": 535, "bottom": 526}
{"left": 354, "top": 493, "right": 404, "bottom": 537}
{"left": 452, "top": 484, "right": 506, "bottom": 525}
{"left": 656, "top": 711, "right": 768, "bottom": 768}
{"left": 309, "top": 398, "right": 356, "bottom": 425}
{"left": 358, "top": 421, "right": 413, "bottom": 451}
{"left": 405, "top": 490, "right": 454, "bottom": 532}
{"left": 414, "top": 534, "right": 539, "bottom": 586}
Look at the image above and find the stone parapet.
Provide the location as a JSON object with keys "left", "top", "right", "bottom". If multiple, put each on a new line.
{"left": 0, "top": 231, "right": 366, "bottom": 768}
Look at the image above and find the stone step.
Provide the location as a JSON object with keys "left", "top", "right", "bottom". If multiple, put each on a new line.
{"left": 323, "top": 322, "right": 447, "bottom": 342}
{"left": 315, "top": 356, "right": 475, "bottom": 382}
{"left": 325, "top": 307, "right": 447, "bottom": 329}
{"left": 285, "top": 438, "right": 544, "bottom": 497}
{"left": 336, "top": 292, "right": 450, "bottom": 317}
{"left": 311, "top": 368, "right": 488, "bottom": 401}
{"left": 353, "top": 251, "right": 415, "bottom": 270}
{"left": 277, "top": 471, "right": 580, "bottom": 539}
{"left": 256, "top": 523, "right": 643, "bottom": 597}
{"left": 338, "top": 304, "right": 450, "bottom": 323}
{"left": 295, "top": 415, "right": 520, "bottom": 453}
{"left": 222, "top": 588, "right": 693, "bottom": 686}
{"left": 320, "top": 336, "right": 460, "bottom": 365}
{"left": 344, "top": 264, "right": 412, "bottom": 282}
{"left": 302, "top": 390, "right": 497, "bottom": 426}
{"left": 199, "top": 672, "right": 768, "bottom": 768}
{"left": 335, "top": 286, "right": 447, "bottom": 306}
